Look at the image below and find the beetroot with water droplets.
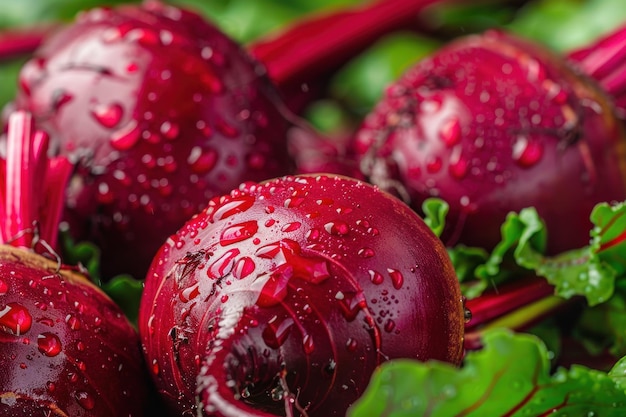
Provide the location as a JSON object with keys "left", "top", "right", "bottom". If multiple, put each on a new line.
{"left": 351, "top": 29, "right": 626, "bottom": 253}
{"left": 138, "top": 174, "right": 465, "bottom": 416}
{"left": 0, "top": 111, "right": 146, "bottom": 416}
{"left": 12, "top": 2, "right": 293, "bottom": 279}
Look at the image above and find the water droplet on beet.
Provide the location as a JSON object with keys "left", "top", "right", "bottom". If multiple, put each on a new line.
{"left": 324, "top": 220, "right": 350, "bottom": 236}
{"left": 65, "top": 314, "right": 81, "bottom": 330}
{"left": 46, "top": 381, "right": 56, "bottom": 393}
{"left": 262, "top": 316, "right": 294, "bottom": 349}
{"left": 220, "top": 295, "right": 229, "bottom": 303}
{"left": 214, "top": 195, "right": 255, "bottom": 220}
{"left": 110, "top": 120, "right": 140, "bottom": 150}
{"left": 74, "top": 391, "right": 96, "bottom": 410}
{"left": 37, "top": 332, "right": 62, "bottom": 357}
{"left": 186, "top": 147, "right": 218, "bottom": 174}
{"left": 338, "top": 292, "right": 367, "bottom": 321}
{"left": 0, "top": 302, "right": 33, "bottom": 335}
{"left": 179, "top": 284, "right": 200, "bottom": 303}
{"left": 346, "top": 338, "right": 358, "bottom": 352}
{"left": 207, "top": 248, "right": 240, "bottom": 279}
{"left": 384, "top": 319, "right": 396, "bottom": 333}
{"left": 439, "top": 117, "right": 461, "bottom": 147}
{"left": 448, "top": 151, "right": 469, "bottom": 179}
{"left": 232, "top": 257, "right": 255, "bottom": 279}
{"left": 512, "top": 135, "right": 543, "bottom": 167}
{"left": 426, "top": 156, "right": 443, "bottom": 173}
{"left": 90, "top": 102, "right": 124, "bottom": 128}
{"left": 281, "top": 222, "right": 301, "bottom": 232}
{"left": 0, "top": 279, "right": 7, "bottom": 295}
{"left": 220, "top": 221, "right": 258, "bottom": 246}
{"left": 358, "top": 247, "right": 375, "bottom": 258}
{"left": 97, "top": 182, "right": 115, "bottom": 204}
{"left": 388, "top": 269, "right": 404, "bottom": 289}
{"left": 160, "top": 121, "right": 179, "bottom": 139}
{"left": 302, "top": 334, "right": 315, "bottom": 354}
{"left": 151, "top": 359, "right": 160, "bottom": 375}
{"left": 368, "top": 270, "right": 384, "bottom": 285}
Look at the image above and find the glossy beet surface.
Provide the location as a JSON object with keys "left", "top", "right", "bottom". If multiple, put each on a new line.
{"left": 0, "top": 246, "right": 146, "bottom": 416}
{"left": 13, "top": 2, "right": 293, "bottom": 279}
{"left": 139, "top": 174, "right": 465, "bottom": 416}
{"left": 352, "top": 30, "right": 626, "bottom": 253}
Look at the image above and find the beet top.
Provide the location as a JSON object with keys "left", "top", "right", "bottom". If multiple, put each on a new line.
{"left": 351, "top": 29, "right": 626, "bottom": 254}
{"left": 12, "top": 2, "right": 294, "bottom": 279}
{"left": 138, "top": 173, "right": 465, "bottom": 416}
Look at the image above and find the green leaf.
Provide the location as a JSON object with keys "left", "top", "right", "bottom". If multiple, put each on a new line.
{"left": 447, "top": 245, "right": 489, "bottom": 299}
{"left": 348, "top": 329, "right": 626, "bottom": 417}
{"left": 101, "top": 275, "right": 144, "bottom": 327}
{"left": 421, "top": 197, "right": 448, "bottom": 238}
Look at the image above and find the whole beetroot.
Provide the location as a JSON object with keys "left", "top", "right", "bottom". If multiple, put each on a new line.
{"left": 138, "top": 174, "right": 465, "bottom": 416}
{"left": 12, "top": 2, "right": 294, "bottom": 279}
{"left": 351, "top": 29, "right": 626, "bottom": 254}
{"left": 0, "top": 111, "right": 146, "bottom": 416}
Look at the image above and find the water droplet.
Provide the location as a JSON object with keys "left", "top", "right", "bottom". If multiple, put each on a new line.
{"left": 179, "top": 284, "right": 200, "bottom": 303}
{"left": 0, "top": 302, "right": 33, "bottom": 335}
{"left": 303, "top": 334, "right": 315, "bottom": 354}
{"left": 160, "top": 121, "right": 179, "bottom": 139}
{"left": 449, "top": 153, "right": 469, "bottom": 180}
{"left": 90, "top": 102, "right": 123, "bottom": 128}
{"left": 324, "top": 221, "right": 349, "bottom": 236}
{"left": 220, "top": 221, "right": 258, "bottom": 246}
{"left": 368, "top": 270, "right": 384, "bottom": 285}
{"left": 51, "top": 89, "right": 73, "bottom": 110}
{"left": 207, "top": 249, "right": 240, "bottom": 279}
{"left": 110, "top": 120, "right": 140, "bottom": 150}
{"left": 232, "top": 257, "right": 256, "bottom": 279}
{"left": 281, "top": 222, "right": 301, "bottom": 232}
{"left": 426, "top": 156, "right": 442, "bottom": 173}
{"left": 46, "top": 381, "right": 56, "bottom": 393}
{"left": 284, "top": 197, "right": 305, "bottom": 208}
{"left": 384, "top": 319, "right": 396, "bottom": 332}
{"left": 306, "top": 228, "right": 321, "bottom": 242}
{"left": 346, "top": 338, "right": 358, "bottom": 351}
{"left": 37, "top": 332, "right": 62, "bottom": 357}
{"left": 151, "top": 359, "right": 159, "bottom": 375}
{"left": 213, "top": 195, "right": 255, "bottom": 220}
{"left": 388, "top": 269, "right": 404, "bottom": 289}
{"left": 512, "top": 135, "right": 543, "bottom": 167}
{"left": 358, "top": 247, "right": 375, "bottom": 258}
{"left": 439, "top": 117, "right": 461, "bottom": 147}
{"left": 338, "top": 292, "right": 367, "bottom": 321}
{"left": 74, "top": 391, "right": 96, "bottom": 410}
{"left": 220, "top": 295, "right": 229, "bottom": 303}
{"left": 187, "top": 146, "right": 218, "bottom": 174}
{"left": 65, "top": 314, "right": 81, "bottom": 330}
{"left": 262, "top": 316, "right": 294, "bottom": 349}
{"left": 0, "top": 279, "right": 7, "bottom": 295}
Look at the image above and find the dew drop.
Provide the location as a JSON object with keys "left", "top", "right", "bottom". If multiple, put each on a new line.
{"left": 324, "top": 221, "right": 350, "bottom": 236}
{"left": 262, "top": 316, "right": 294, "bottom": 349}
{"left": 46, "top": 381, "right": 56, "bottom": 393}
{"left": 90, "top": 102, "right": 123, "bottom": 128}
{"left": 214, "top": 195, "right": 255, "bottom": 220}
{"left": 303, "top": 334, "right": 315, "bottom": 354}
{"left": 65, "top": 314, "right": 81, "bottom": 330}
{"left": 512, "top": 136, "right": 543, "bottom": 167}
{"left": 358, "top": 247, "right": 375, "bottom": 258}
{"left": 74, "top": 391, "right": 96, "bottom": 410}
{"left": 220, "top": 221, "right": 258, "bottom": 246}
{"left": 232, "top": 257, "right": 256, "bottom": 279}
{"left": 368, "top": 270, "right": 384, "bottom": 285}
{"left": 0, "top": 302, "right": 33, "bottom": 336}
{"left": 449, "top": 154, "right": 469, "bottom": 179}
{"left": 37, "top": 332, "right": 62, "bottom": 357}
{"left": 426, "top": 156, "right": 442, "bottom": 173}
{"left": 388, "top": 269, "right": 404, "bottom": 289}
{"left": 384, "top": 319, "right": 396, "bottom": 332}
{"left": 439, "top": 117, "right": 461, "bottom": 147}
{"left": 110, "top": 120, "right": 140, "bottom": 150}
{"left": 346, "top": 338, "right": 358, "bottom": 352}
{"left": 207, "top": 249, "right": 240, "bottom": 279}
{"left": 281, "top": 222, "right": 301, "bottom": 232}
{"left": 160, "top": 121, "right": 179, "bottom": 139}
{"left": 187, "top": 146, "right": 218, "bottom": 174}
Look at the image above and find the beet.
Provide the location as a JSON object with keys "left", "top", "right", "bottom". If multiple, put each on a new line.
{"left": 0, "top": 111, "right": 146, "bottom": 416}
{"left": 12, "top": 2, "right": 294, "bottom": 279}
{"left": 138, "top": 174, "right": 465, "bottom": 416}
{"left": 351, "top": 29, "right": 626, "bottom": 254}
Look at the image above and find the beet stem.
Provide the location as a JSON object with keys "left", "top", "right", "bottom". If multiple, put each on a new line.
{"left": 2, "top": 111, "right": 72, "bottom": 250}
{"left": 568, "top": 23, "right": 626, "bottom": 118}
{"left": 0, "top": 25, "right": 57, "bottom": 61}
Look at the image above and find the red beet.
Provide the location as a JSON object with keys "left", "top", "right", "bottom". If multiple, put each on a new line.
{"left": 351, "top": 29, "right": 626, "bottom": 253}
{"left": 138, "top": 174, "right": 465, "bottom": 416}
{"left": 0, "top": 111, "right": 146, "bottom": 416}
{"left": 12, "top": 2, "right": 294, "bottom": 279}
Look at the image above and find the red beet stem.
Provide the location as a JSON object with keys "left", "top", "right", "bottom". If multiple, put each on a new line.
{"left": 568, "top": 23, "right": 626, "bottom": 118}
{"left": 0, "top": 25, "right": 57, "bottom": 61}
{"left": 464, "top": 276, "right": 557, "bottom": 331}
{"left": 1, "top": 111, "right": 72, "bottom": 249}
{"left": 249, "top": 0, "right": 459, "bottom": 91}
